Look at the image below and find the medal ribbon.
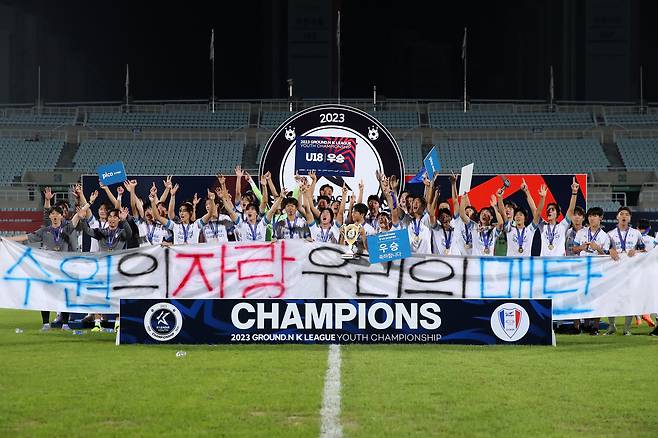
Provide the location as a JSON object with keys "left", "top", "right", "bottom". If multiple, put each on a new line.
{"left": 616, "top": 227, "right": 628, "bottom": 251}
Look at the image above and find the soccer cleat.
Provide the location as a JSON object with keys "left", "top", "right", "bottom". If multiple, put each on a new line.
{"left": 623, "top": 331, "right": 632, "bottom": 336}
{"left": 650, "top": 329, "right": 658, "bottom": 337}
{"left": 41, "top": 323, "right": 51, "bottom": 332}
{"left": 61, "top": 324, "right": 71, "bottom": 331}
{"left": 589, "top": 330, "right": 599, "bottom": 336}
{"left": 603, "top": 328, "right": 616, "bottom": 336}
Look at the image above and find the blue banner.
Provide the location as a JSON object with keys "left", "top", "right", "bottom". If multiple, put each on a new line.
{"left": 294, "top": 136, "right": 356, "bottom": 177}
{"left": 367, "top": 228, "right": 411, "bottom": 263}
{"left": 423, "top": 146, "right": 441, "bottom": 178}
{"left": 97, "top": 161, "right": 127, "bottom": 186}
{"left": 119, "top": 298, "right": 553, "bottom": 345}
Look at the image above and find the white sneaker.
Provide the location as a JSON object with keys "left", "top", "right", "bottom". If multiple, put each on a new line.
{"left": 41, "top": 323, "right": 51, "bottom": 331}
{"left": 61, "top": 324, "right": 71, "bottom": 331}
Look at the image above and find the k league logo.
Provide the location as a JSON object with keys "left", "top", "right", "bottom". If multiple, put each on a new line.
{"left": 144, "top": 302, "right": 183, "bottom": 342}
{"left": 490, "top": 302, "right": 530, "bottom": 342}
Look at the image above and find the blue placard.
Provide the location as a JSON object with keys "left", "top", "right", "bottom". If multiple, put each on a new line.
{"left": 367, "top": 228, "right": 411, "bottom": 264}
{"left": 119, "top": 298, "right": 553, "bottom": 345}
{"left": 294, "top": 135, "right": 356, "bottom": 177}
{"left": 423, "top": 146, "right": 441, "bottom": 178}
{"left": 97, "top": 161, "right": 127, "bottom": 186}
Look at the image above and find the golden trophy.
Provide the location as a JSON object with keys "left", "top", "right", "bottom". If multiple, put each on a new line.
{"left": 340, "top": 223, "right": 362, "bottom": 259}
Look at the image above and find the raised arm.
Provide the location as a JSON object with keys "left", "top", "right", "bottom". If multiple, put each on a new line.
{"left": 301, "top": 185, "right": 314, "bottom": 223}
{"left": 118, "top": 207, "right": 132, "bottom": 241}
{"left": 534, "top": 184, "right": 547, "bottom": 225}
{"left": 150, "top": 194, "right": 169, "bottom": 226}
{"left": 266, "top": 193, "right": 284, "bottom": 223}
{"left": 100, "top": 181, "right": 120, "bottom": 209}
{"left": 491, "top": 194, "right": 504, "bottom": 231}
{"left": 518, "top": 178, "right": 537, "bottom": 218}
{"left": 356, "top": 179, "right": 364, "bottom": 205}
{"left": 199, "top": 192, "right": 213, "bottom": 224}
{"left": 496, "top": 189, "right": 506, "bottom": 222}
{"left": 259, "top": 175, "right": 269, "bottom": 214}
{"left": 459, "top": 192, "right": 471, "bottom": 224}
{"left": 450, "top": 171, "right": 459, "bottom": 216}
{"left": 168, "top": 183, "right": 179, "bottom": 220}
{"left": 423, "top": 173, "right": 433, "bottom": 209}
{"left": 336, "top": 184, "right": 348, "bottom": 226}
{"left": 245, "top": 171, "right": 263, "bottom": 203}
{"left": 124, "top": 179, "right": 141, "bottom": 219}
{"left": 218, "top": 187, "right": 239, "bottom": 223}
{"left": 191, "top": 192, "right": 200, "bottom": 222}
{"left": 234, "top": 166, "right": 244, "bottom": 204}
{"left": 159, "top": 175, "right": 172, "bottom": 204}
{"left": 265, "top": 171, "right": 279, "bottom": 198}
{"left": 43, "top": 186, "right": 54, "bottom": 210}
{"left": 565, "top": 177, "right": 579, "bottom": 222}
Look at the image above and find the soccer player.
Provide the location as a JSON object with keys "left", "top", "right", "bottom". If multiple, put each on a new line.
{"left": 497, "top": 184, "right": 544, "bottom": 257}
{"left": 340, "top": 202, "right": 376, "bottom": 252}
{"left": 300, "top": 184, "right": 344, "bottom": 243}
{"left": 568, "top": 207, "right": 612, "bottom": 335}
{"left": 150, "top": 183, "right": 213, "bottom": 245}
{"left": 3, "top": 203, "right": 86, "bottom": 330}
{"left": 273, "top": 195, "right": 310, "bottom": 240}
{"left": 406, "top": 196, "right": 432, "bottom": 254}
{"left": 537, "top": 177, "right": 579, "bottom": 256}
{"left": 565, "top": 206, "right": 586, "bottom": 255}
{"left": 236, "top": 193, "right": 283, "bottom": 242}
{"left": 459, "top": 192, "right": 504, "bottom": 256}
{"left": 200, "top": 185, "right": 240, "bottom": 244}
{"left": 364, "top": 194, "right": 382, "bottom": 231}
{"left": 430, "top": 207, "right": 456, "bottom": 255}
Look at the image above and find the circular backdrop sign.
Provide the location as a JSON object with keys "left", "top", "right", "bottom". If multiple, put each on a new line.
{"left": 259, "top": 104, "right": 405, "bottom": 199}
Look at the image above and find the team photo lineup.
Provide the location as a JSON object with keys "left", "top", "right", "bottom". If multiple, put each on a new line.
{"left": 1, "top": 1, "right": 658, "bottom": 437}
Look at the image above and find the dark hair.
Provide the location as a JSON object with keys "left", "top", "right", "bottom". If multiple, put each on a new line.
{"left": 319, "top": 207, "right": 334, "bottom": 222}
{"left": 513, "top": 207, "right": 528, "bottom": 221}
{"left": 48, "top": 206, "right": 64, "bottom": 216}
{"left": 317, "top": 195, "right": 331, "bottom": 205}
{"left": 480, "top": 206, "right": 496, "bottom": 220}
{"left": 465, "top": 205, "right": 478, "bottom": 215}
{"left": 638, "top": 219, "right": 651, "bottom": 230}
{"left": 573, "top": 206, "right": 585, "bottom": 216}
{"left": 156, "top": 201, "right": 167, "bottom": 209}
{"left": 179, "top": 202, "right": 193, "bottom": 212}
{"left": 319, "top": 184, "right": 333, "bottom": 193}
{"left": 242, "top": 192, "right": 255, "bottom": 203}
{"left": 377, "top": 211, "right": 390, "bottom": 220}
{"left": 108, "top": 208, "right": 121, "bottom": 217}
{"left": 353, "top": 203, "right": 368, "bottom": 216}
{"left": 282, "top": 197, "right": 298, "bottom": 208}
{"left": 100, "top": 202, "right": 113, "bottom": 211}
{"left": 438, "top": 207, "right": 452, "bottom": 219}
{"left": 617, "top": 206, "right": 632, "bottom": 215}
{"left": 415, "top": 197, "right": 427, "bottom": 209}
{"left": 586, "top": 207, "right": 603, "bottom": 218}
{"left": 55, "top": 200, "right": 69, "bottom": 210}
{"left": 546, "top": 202, "right": 561, "bottom": 214}
{"left": 245, "top": 203, "right": 260, "bottom": 212}
{"left": 503, "top": 200, "right": 517, "bottom": 209}
{"left": 367, "top": 194, "right": 380, "bottom": 205}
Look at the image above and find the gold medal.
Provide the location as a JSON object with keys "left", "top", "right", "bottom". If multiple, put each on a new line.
{"left": 53, "top": 245, "right": 61, "bottom": 252}
{"left": 518, "top": 247, "right": 523, "bottom": 254}
{"left": 483, "top": 247, "right": 490, "bottom": 254}
{"left": 548, "top": 244, "right": 554, "bottom": 251}
{"left": 465, "top": 243, "right": 472, "bottom": 250}
{"left": 444, "top": 249, "right": 450, "bottom": 255}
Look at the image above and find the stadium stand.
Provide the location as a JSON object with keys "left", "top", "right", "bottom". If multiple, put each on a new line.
{"left": 85, "top": 111, "right": 249, "bottom": 129}
{"left": 434, "top": 138, "right": 609, "bottom": 174}
{"left": 73, "top": 139, "right": 245, "bottom": 174}
{"left": 428, "top": 111, "right": 595, "bottom": 129}
{"left": 0, "top": 114, "right": 76, "bottom": 126}
{"left": 605, "top": 114, "right": 658, "bottom": 127}
{"left": 616, "top": 138, "right": 658, "bottom": 171}
{"left": 0, "top": 138, "right": 64, "bottom": 183}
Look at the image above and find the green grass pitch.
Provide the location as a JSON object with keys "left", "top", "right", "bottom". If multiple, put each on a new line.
{"left": 0, "top": 309, "right": 656, "bottom": 437}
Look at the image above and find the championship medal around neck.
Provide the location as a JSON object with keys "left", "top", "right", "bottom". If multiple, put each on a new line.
{"left": 340, "top": 223, "right": 362, "bottom": 259}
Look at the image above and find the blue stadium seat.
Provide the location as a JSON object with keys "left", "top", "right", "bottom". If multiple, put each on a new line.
{"left": 0, "top": 138, "right": 64, "bottom": 183}
{"left": 616, "top": 138, "right": 658, "bottom": 171}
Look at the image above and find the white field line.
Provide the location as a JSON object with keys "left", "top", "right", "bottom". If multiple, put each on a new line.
{"left": 319, "top": 344, "right": 343, "bottom": 438}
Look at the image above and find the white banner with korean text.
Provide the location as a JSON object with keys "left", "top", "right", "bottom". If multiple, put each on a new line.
{"left": 1, "top": 239, "right": 657, "bottom": 319}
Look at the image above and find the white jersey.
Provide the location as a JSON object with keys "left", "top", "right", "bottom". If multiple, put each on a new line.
{"left": 469, "top": 221, "right": 500, "bottom": 257}
{"left": 236, "top": 218, "right": 268, "bottom": 242}
{"left": 607, "top": 226, "right": 643, "bottom": 253}
{"left": 406, "top": 216, "right": 432, "bottom": 254}
{"left": 364, "top": 212, "right": 381, "bottom": 232}
{"left": 87, "top": 215, "right": 109, "bottom": 252}
{"left": 309, "top": 222, "right": 341, "bottom": 244}
{"left": 451, "top": 217, "right": 474, "bottom": 256}
{"left": 573, "top": 227, "right": 611, "bottom": 256}
{"left": 431, "top": 224, "right": 458, "bottom": 255}
{"left": 202, "top": 214, "right": 238, "bottom": 243}
{"left": 137, "top": 219, "right": 170, "bottom": 247}
{"left": 273, "top": 216, "right": 309, "bottom": 240}
{"left": 641, "top": 234, "right": 658, "bottom": 251}
{"left": 538, "top": 218, "right": 571, "bottom": 256}
{"left": 504, "top": 221, "right": 538, "bottom": 257}
{"left": 165, "top": 219, "right": 204, "bottom": 245}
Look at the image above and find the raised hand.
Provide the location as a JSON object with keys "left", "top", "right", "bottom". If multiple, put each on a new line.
{"left": 449, "top": 171, "right": 458, "bottom": 184}
{"left": 192, "top": 193, "right": 200, "bottom": 207}
{"left": 150, "top": 182, "right": 158, "bottom": 197}
{"left": 163, "top": 175, "right": 173, "bottom": 190}
{"left": 72, "top": 184, "right": 83, "bottom": 198}
{"left": 381, "top": 176, "right": 390, "bottom": 192}
{"left": 260, "top": 173, "right": 267, "bottom": 186}
{"left": 171, "top": 183, "right": 180, "bottom": 196}
{"left": 341, "top": 183, "right": 348, "bottom": 197}
{"left": 390, "top": 175, "right": 399, "bottom": 190}
{"left": 520, "top": 178, "right": 528, "bottom": 192}
{"left": 538, "top": 184, "right": 548, "bottom": 198}
{"left": 422, "top": 172, "right": 431, "bottom": 187}
{"left": 264, "top": 171, "right": 272, "bottom": 181}
{"left": 207, "top": 188, "right": 216, "bottom": 201}
{"left": 119, "top": 207, "right": 129, "bottom": 221}
{"left": 496, "top": 188, "right": 504, "bottom": 198}
{"left": 309, "top": 170, "right": 317, "bottom": 183}
{"left": 358, "top": 179, "right": 364, "bottom": 191}
{"left": 44, "top": 187, "right": 54, "bottom": 201}
{"left": 89, "top": 190, "right": 99, "bottom": 204}
{"left": 98, "top": 179, "right": 107, "bottom": 189}
{"left": 490, "top": 194, "right": 497, "bottom": 207}
{"left": 244, "top": 171, "right": 252, "bottom": 184}
{"left": 216, "top": 173, "right": 226, "bottom": 186}
{"left": 571, "top": 177, "right": 579, "bottom": 194}
{"left": 123, "top": 179, "right": 137, "bottom": 193}
{"left": 235, "top": 165, "right": 244, "bottom": 178}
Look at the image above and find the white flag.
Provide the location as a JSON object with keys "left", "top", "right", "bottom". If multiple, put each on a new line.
{"left": 210, "top": 29, "right": 215, "bottom": 61}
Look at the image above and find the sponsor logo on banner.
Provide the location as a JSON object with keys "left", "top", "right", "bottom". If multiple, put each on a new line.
{"left": 144, "top": 302, "right": 182, "bottom": 341}
{"left": 260, "top": 104, "right": 405, "bottom": 200}
{"left": 97, "top": 161, "right": 127, "bottom": 186}
{"left": 490, "top": 302, "right": 530, "bottom": 342}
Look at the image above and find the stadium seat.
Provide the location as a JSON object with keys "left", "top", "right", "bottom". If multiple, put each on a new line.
{"left": 86, "top": 111, "right": 249, "bottom": 130}
{"left": 0, "top": 138, "right": 65, "bottom": 183}
{"left": 428, "top": 111, "right": 595, "bottom": 129}
{"left": 616, "top": 138, "right": 658, "bottom": 172}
